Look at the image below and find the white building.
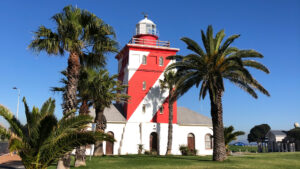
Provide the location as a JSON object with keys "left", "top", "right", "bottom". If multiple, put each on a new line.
{"left": 90, "top": 16, "right": 213, "bottom": 156}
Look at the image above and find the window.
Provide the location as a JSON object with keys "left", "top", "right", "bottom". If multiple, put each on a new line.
{"left": 205, "top": 134, "right": 213, "bottom": 149}
{"left": 159, "top": 56, "right": 163, "bottom": 66}
{"left": 142, "top": 81, "right": 146, "bottom": 90}
{"left": 142, "top": 55, "right": 147, "bottom": 65}
{"left": 142, "top": 104, "right": 146, "bottom": 113}
{"left": 146, "top": 24, "right": 151, "bottom": 34}
{"left": 159, "top": 106, "right": 164, "bottom": 114}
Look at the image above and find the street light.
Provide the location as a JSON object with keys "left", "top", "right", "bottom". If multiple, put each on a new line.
{"left": 12, "top": 87, "right": 20, "bottom": 119}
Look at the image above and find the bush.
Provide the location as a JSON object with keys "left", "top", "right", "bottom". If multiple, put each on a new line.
{"left": 138, "top": 144, "right": 144, "bottom": 154}
{"left": 179, "top": 145, "right": 197, "bottom": 156}
{"left": 144, "top": 150, "right": 150, "bottom": 155}
{"left": 179, "top": 145, "right": 189, "bottom": 155}
{"left": 229, "top": 145, "right": 258, "bottom": 153}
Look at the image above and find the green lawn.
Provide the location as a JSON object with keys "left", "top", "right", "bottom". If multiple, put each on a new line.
{"left": 49, "top": 152, "right": 300, "bottom": 169}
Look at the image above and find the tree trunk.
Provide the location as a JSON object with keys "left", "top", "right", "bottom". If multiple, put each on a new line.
{"left": 166, "top": 94, "right": 174, "bottom": 155}
{"left": 63, "top": 52, "right": 80, "bottom": 116}
{"left": 74, "top": 146, "right": 86, "bottom": 167}
{"left": 209, "top": 89, "right": 227, "bottom": 161}
{"left": 57, "top": 52, "right": 80, "bottom": 169}
{"left": 57, "top": 153, "right": 71, "bottom": 169}
{"left": 74, "top": 99, "right": 89, "bottom": 167}
{"left": 93, "top": 107, "right": 106, "bottom": 156}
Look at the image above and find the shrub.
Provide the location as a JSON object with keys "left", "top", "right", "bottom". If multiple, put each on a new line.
{"left": 0, "top": 98, "right": 114, "bottom": 169}
{"left": 179, "top": 145, "right": 197, "bottom": 156}
{"left": 229, "top": 145, "right": 258, "bottom": 153}
{"left": 138, "top": 144, "right": 144, "bottom": 154}
{"left": 179, "top": 145, "right": 189, "bottom": 155}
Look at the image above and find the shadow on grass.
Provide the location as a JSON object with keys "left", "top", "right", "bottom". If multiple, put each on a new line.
{"left": 101, "top": 155, "right": 215, "bottom": 162}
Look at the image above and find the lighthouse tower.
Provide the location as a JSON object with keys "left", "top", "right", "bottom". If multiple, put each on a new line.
{"left": 116, "top": 15, "right": 179, "bottom": 123}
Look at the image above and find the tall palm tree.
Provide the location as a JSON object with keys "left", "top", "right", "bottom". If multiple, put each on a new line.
{"left": 29, "top": 5, "right": 118, "bottom": 116}
{"left": 51, "top": 68, "right": 94, "bottom": 167}
{"left": 29, "top": 6, "right": 117, "bottom": 168}
{"left": 166, "top": 25, "right": 270, "bottom": 161}
{"left": 88, "top": 69, "right": 129, "bottom": 156}
{"left": 159, "top": 71, "right": 178, "bottom": 155}
{"left": 0, "top": 98, "right": 113, "bottom": 169}
{"left": 224, "top": 126, "right": 245, "bottom": 153}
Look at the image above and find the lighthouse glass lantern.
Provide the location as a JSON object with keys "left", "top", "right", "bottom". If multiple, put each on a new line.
{"left": 136, "top": 15, "right": 157, "bottom": 36}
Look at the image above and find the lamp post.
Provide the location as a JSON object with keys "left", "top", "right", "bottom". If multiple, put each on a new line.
{"left": 12, "top": 87, "right": 20, "bottom": 119}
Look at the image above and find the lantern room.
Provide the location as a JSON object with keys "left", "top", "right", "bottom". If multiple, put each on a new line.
{"left": 135, "top": 14, "right": 158, "bottom": 36}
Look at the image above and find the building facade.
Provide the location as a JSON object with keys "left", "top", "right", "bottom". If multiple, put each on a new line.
{"left": 90, "top": 16, "right": 213, "bottom": 156}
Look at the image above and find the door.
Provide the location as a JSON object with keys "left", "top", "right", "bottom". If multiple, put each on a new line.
{"left": 187, "top": 133, "right": 195, "bottom": 151}
{"left": 150, "top": 132, "right": 158, "bottom": 153}
{"left": 106, "top": 132, "right": 114, "bottom": 155}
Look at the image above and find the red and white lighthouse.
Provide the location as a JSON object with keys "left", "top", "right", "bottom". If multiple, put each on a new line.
{"left": 90, "top": 16, "right": 213, "bottom": 156}
{"left": 116, "top": 15, "right": 179, "bottom": 123}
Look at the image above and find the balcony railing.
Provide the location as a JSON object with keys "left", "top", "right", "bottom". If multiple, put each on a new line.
{"left": 129, "top": 38, "right": 170, "bottom": 47}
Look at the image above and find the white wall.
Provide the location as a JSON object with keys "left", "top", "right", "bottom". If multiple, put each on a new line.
{"left": 101, "top": 122, "right": 213, "bottom": 156}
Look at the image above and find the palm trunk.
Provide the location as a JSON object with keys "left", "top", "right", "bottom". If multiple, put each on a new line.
{"left": 74, "top": 99, "right": 89, "bottom": 167}
{"left": 93, "top": 106, "right": 106, "bottom": 156}
{"left": 74, "top": 146, "right": 86, "bottom": 167}
{"left": 166, "top": 94, "right": 174, "bottom": 155}
{"left": 63, "top": 52, "right": 80, "bottom": 115}
{"left": 57, "top": 52, "right": 80, "bottom": 169}
{"left": 209, "top": 89, "right": 226, "bottom": 161}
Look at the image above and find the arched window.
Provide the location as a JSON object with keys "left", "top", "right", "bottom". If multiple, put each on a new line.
{"left": 142, "top": 104, "right": 146, "bottom": 113}
{"left": 142, "top": 81, "right": 146, "bottom": 90}
{"left": 142, "top": 55, "right": 147, "bottom": 65}
{"left": 159, "top": 106, "right": 164, "bottom": 114}
{"left": 205, "top": 134, "right": 213, "bottom": 149}
{"left": 159, "top": 56, "right": 163, "bottom": 66}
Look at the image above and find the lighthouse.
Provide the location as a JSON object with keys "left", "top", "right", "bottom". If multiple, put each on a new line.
{"left": 116, "top": 15, "right": 179, "bottom": 124}
{"left": 90, "top": 16, "right": 213, "bottom": 156}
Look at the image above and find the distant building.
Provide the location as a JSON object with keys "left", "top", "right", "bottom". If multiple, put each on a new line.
{"left": 266, "top": 130, "right": 296, "bottom": 152}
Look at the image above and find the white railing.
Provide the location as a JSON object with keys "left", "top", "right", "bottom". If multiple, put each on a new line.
{"left": 129, "top": 38, "right": 170, "bottom": 47}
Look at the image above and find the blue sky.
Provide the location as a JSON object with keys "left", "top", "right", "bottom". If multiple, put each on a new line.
{"left": 0, "top": 0, "right": 299, "bottom": 141}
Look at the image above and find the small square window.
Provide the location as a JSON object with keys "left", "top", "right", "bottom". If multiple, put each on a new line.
{"left": 159, "top": 106, "right": 164, "bottom": 114}
{"left": 142, "top": 104, "right": 146, "bottom": 113}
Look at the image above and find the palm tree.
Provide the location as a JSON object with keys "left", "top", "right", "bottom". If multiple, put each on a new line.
{"left": 224, "top": 126, "right": 245, "bottom": 153}
{"left": 29, "top": 6, "right": 117, "bottom": 167}
{"left": 0, "top": 98, "right": 113, "bottom": 169}
{"left": 166, "top": 25, "right": 270, "bottom": 161}
{"left": 51, "top": 68, "right": 94, "bottom": 167}
{"left": 29, "top": 5, "right": 118, "bottom": 116}
{"left": 88, "top": 69, "right": 129, "bottom": 156}
{"left": 159, "top": 71, "right": 178, "bottom": 155}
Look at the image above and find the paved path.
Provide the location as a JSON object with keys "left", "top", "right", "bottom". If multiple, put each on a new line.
{"left": 0, "top": 154, "right": 24, "bottom": 169}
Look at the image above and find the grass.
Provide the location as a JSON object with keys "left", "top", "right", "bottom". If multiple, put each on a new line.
{"left": 48, "top": 152, "right": 300, "bottom": 169}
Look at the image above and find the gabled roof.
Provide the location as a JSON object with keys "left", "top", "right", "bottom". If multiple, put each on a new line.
{"left": 89, "top": 104, "right": 126, "bottom": 122}
{"left": 269, "top": 130, "right": 287, "bottom": 136}
{"left": 89, "top": 105, "right": 212, "bottom": 126}
{"left": 177, "top": 107, "right": 212, "bottom": 126}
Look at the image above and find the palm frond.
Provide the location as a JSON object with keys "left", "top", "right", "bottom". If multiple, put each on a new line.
{"left": 219, "top": 34, "right": 240, "bottom": 53}
{"left": 181, "top": 37, "right": 205, "bottom": 57}
{"left": 0, "top": 105, "right": 24, "bottom": 139}
{"left": 243, "top": 60, "right": 270, "bottom": 74}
